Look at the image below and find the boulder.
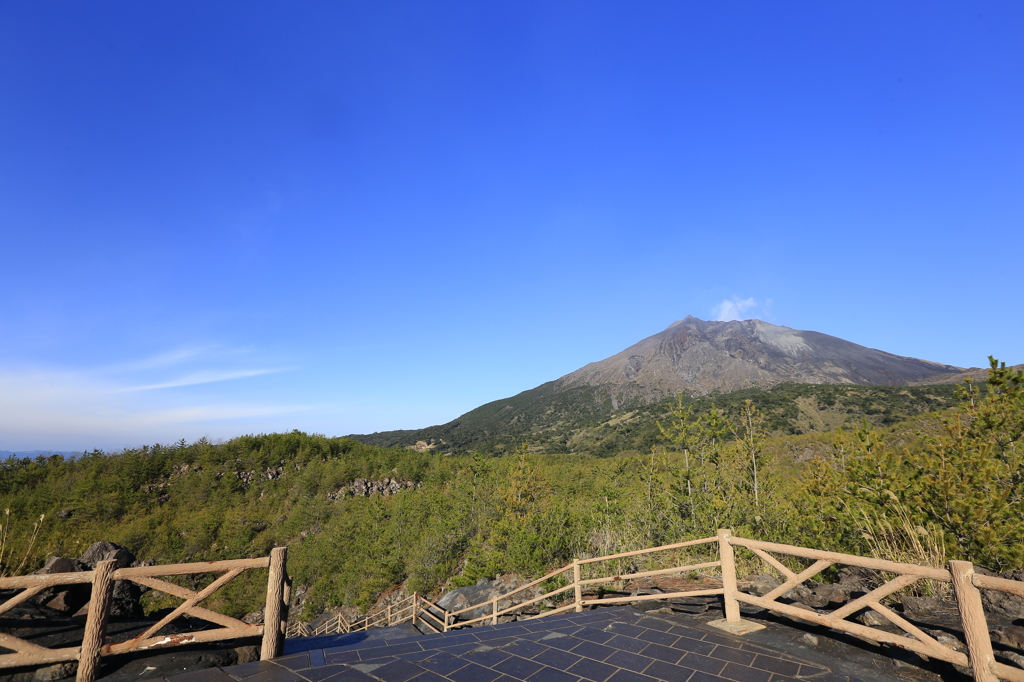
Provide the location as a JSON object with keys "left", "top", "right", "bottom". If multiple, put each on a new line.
{"left": 980, "top": 569, "right": 1024, "bottom": 620}
{"left": 838, "top": 566, "right": 878, "bottom": 593}
{"left": 803, "top": 585, "right": 850, "bottom": 609}
{"left": 437, "top": 574, "right": 542, "bottom": 624}
{"left": 858, "top": 609, "right": 890, "bottom": 628}
{"left": 78, "top": 541, "right": 135, "bottom": 569}
{"left": 75, "top": 542, "right": 143, "bottom": 618}
{"left": 992, "top": 625, "right": 1024, "bottom": 651}
{"left": 35, "top": 556, "right": 86, "bottom": 574}
{"left": 900, "top": 595, "right": 943, "bottom": 620}
{"left": 33, "top": 556, "right": 90, "bottom": 614}
{"left": 743, "top": 574, "right": 781, "bottom": 597}
{"left": 32, "top": 662, "right": 77, "bottom": 682}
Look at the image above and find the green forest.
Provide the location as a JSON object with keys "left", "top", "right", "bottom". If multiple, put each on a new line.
{"left": 1, "top": 359, "right": 1020, "bottom": 622}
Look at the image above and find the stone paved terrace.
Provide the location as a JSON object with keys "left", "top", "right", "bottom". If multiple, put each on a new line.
{"left": 163, "top": 607, "right": 869, "bottom": 682}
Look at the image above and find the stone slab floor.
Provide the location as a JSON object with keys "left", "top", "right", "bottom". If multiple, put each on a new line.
{"left": 163, "top": 607, "right": 865, "bottom": 682}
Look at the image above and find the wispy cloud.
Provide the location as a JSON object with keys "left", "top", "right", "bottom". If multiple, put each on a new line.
{"left": 713, "top": 297, "right": 772, "bottom": 321}
{"left": 0, "top": 347, "right": 306, "bottom": 450}
{"left": 120, "top": 367, "right": 288, "bottom": 392}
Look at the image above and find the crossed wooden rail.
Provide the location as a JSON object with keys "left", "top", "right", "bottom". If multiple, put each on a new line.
{"left": 285, "top": 592, "right": 446, "bottom": 639}
{"left": 290, "top": 530, "right": 1024, "bottom": 682}
{"left": 0, "top": 547, "right": 289, "bottom": 682}
{"left": 10, "top": 534, "right": 1024, "bottom": 682}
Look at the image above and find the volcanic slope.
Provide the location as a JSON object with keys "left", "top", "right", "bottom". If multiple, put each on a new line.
{"left": 351, "top": 317, "right": 970, "bottom": 455}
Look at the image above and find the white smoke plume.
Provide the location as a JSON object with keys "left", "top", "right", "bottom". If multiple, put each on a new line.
{"left": 713, "top": 297, "right": 758, "bottom": 321}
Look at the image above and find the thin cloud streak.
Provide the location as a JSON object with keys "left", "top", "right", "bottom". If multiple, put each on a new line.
{"left": 0, "top": 348, "right": 308, "bottom": 450}
{"left": 119, "top": 367, "right": 289, "bottom": 391}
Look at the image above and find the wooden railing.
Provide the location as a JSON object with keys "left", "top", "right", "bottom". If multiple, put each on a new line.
{"left": 0, "top": 547, "right": 289, "bottom": 682}
{"left": 285, "top": 592, "right": 445, "bottom": 639}
{"left": 442, "top": 535, "right": 722, "bottom": 627}
{"left": 287, "top": 530, "right": 1024, "bottom": 682}
{"left": 722, "top": 532, "right": 1024, "bottom": 682}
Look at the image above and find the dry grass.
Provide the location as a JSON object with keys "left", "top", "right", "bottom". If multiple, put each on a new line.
{"left": 0, "top": 509, "right": 46, "bottom": 578}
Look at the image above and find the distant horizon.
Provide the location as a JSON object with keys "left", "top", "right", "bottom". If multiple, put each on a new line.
{"left": 3, "top": 2, "right": 1021, "bottom": 451}
{"left": 4, "top": 314, "right": 1012, "bottom": 454}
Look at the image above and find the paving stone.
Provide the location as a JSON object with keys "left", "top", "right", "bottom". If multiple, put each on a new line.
{"left": 642, "top": 660, "right": 695, "bottom": 682}
{"left": 240, "top": 668, "right": 303, "bottom": 682}
{"left": 719, "top": 662, "right": 773, "bottom": 682}
{"left": 708, "top": 646, "right": 757, "bottom": 666}
{"left": 671, "top": 637, "right": 717, "bottom": 656}
{"left": 405, "top": 672, "right": 447, "bottom": 682}
{"left": 527, "top": 668, "right": 581, "bottom": 682}
{"left": 465, "top": 647, "right": 513, "bottom": 667}
{"left": 271, "top": 654, "right": 310, "bottom": 671}
{"left": 571, "top": 640, "right": 618, "bottom": 661}
{"left": 637, "top": 629, "right": 679, "bottom": 647}
{"left": 395, "top": 650, "right": 436, "bottom": 663}
{"left": 606, "top": 623, "right": 646, "bottom": 639}
{"left": 493, "top": 653, "right": 545, "bottom": 678}
{"left": 222, "top": 661, "right": 279, "bottom": 679}
{"left": 797, "top": 664, "right": 828, "bottom": 677}
{"left": 605, "top": 669, "right": 659, "bottom": 682}
{"left": 575, "top": 628, "right": 617, "bottom": 644}
{"left": 417, "top": 654, "right": 470, "bottom": 676}
{"left": 636, "top": 618, "right": 674, "bottom": 633}
{"left": 274, "top": 605, "right": 864, "bottom": 682}
{"left": 639, "top": 643, "right": 684, "bottom": 664}
{"left": 669, "top": 624, "right": 707, "bottom": 640}
{"left": 507, "top": 639, "right": 551, "bottom": 658}
{"left": 678, "top": 653, "right": 726, "bottom": 675}
{"left": 366, "top": 659, "right": 425, "bottom": 682}
{"left": 603, "top": 650, "right": 654, "bottom": 673}
{"left": 309, "top": 669, "right": 376, "bottom": 682}
{"left": 702, "top": 632, "right": 745, "bottom": 647}
{"left": 565, "top": 656, "right": 619, "bottom": 681}
{"left": 323, "top": 650, "right": 360, "bottom": 665}
{"left": 446, "top": 661, "right": 506, "bottom": 682}
{"left": 307, "top": 649, "right": 326, "bottom": 667}
{"left": 546, "top": 636, "right": 586, "bottom": 651}
{"left": 750, "top": 655, "right": 800, "bottom": 677}
{"left": 533, "top": 647, "right": 583, "bottom": 669}
{"left": 605, "top": 635, "right": 649, "bottom": 654}
{"left": 299, "top": 664, "right": 355, "bottom": 682}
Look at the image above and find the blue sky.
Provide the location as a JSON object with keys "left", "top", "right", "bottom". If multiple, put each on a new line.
{"left": 1, "top": 1, "right": 1021, "bottom": 451}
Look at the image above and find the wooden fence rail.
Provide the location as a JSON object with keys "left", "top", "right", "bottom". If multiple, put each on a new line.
{"left": 9, "top": 533, "right": 1024, "bottom": 682}
{"left": 0, "top": 547, "right": 289, "bottom": 682}
{"left": 288, "top": 530, "right": 1024, "bottom": 682}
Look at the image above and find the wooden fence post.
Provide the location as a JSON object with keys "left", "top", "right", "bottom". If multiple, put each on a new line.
{"left": 573, "top": 559, "right": 583, "bottom": 612}
{"left": 76, "top": 559, "right": 115, "bottom": 682}
{"left": 949, "top": 560, "right": 998, "bottom": 682}
{"left": 718, "top": 529, "right": 741, "bottom": 624}
{"left": 412, "top": 593, "right": 418, "bottom": 626}
{"left": 261, "top": 547, "right": 287, "bottom": 661}
{"left": 491, "top": 597, "right": 498, "bottom": 625}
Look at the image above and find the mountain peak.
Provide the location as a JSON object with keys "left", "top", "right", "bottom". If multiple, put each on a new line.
{"left": 559, "top": 319, "right": 964, "bottom": 401}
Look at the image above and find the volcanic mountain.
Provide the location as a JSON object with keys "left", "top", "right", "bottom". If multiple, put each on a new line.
{"left": 351, "top": 317, "right": 969, "bottom": 454}
{"left": 554, "top": 316, "right": 965, "bottom": 406}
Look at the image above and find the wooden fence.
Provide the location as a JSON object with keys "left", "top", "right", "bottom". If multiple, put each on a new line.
{"left": 291, "top": 530, "right": 1024, "bottom": 682}
{"left": 0, "top": 547, "right": 289, "bottom": 682}
{"left": 8, "top": 534, "right": 1024, "bottom": 682}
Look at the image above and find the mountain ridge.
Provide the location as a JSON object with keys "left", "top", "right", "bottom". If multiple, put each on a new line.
{"left": 555, "top": 316, "right": 964, "bottom": 404}
{"left": 350, "top": 317, "right": 977, "bottom": 454}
